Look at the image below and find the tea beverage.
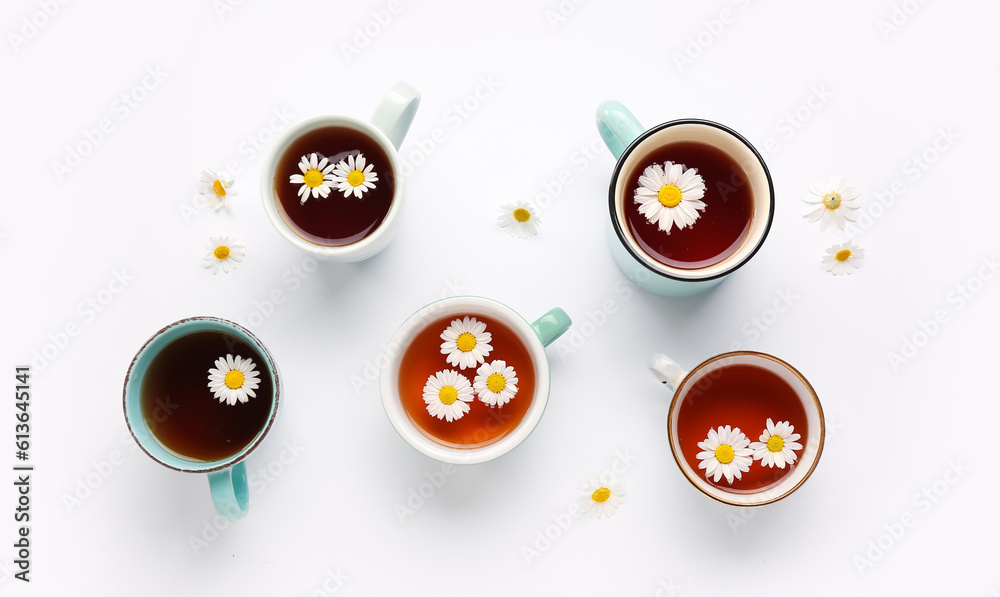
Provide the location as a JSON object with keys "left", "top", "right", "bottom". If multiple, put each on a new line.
{"left": 140, "top": 330, "right": 274, "bottom": 462}
{"left": 623, "top": 141, "right": 753, "bottom": 269}
{"left": 272, "top": 125, "right": 396, "bottom": 246}
{"left": 397, "top": 314, "right": 536, "bottom": 449}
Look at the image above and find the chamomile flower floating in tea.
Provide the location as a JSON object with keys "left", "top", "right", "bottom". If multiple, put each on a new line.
{"left": 822, "top": 240, "right": 865, "bottom": 276}
{"left": 696, "top": 425, "right": 753, "bottom": 485}
{"left": 199, "top": 170, "right": 237, "bottom": 210}
{"left": 474, "top": 360, "right": 518, "bottom": 407}
{"left": 203, "top": 237, "right": 244, "bottom": 274}
{"left": 579, "top": 472, "right": 626, "bottom": 519}
{"left": 750, "top": 418, "right": 803, "bottom": 469}
{"left": 332, "top": 152, "right": 378, "bottom": 199}
{"left": 802, "top": 177, "right": 861, "bottom": 232}
{"left": 290, "top": 153, "right": 337, "bottom": 204}
{"left": 422, "top": 369, "right": 475, "bottom": 422}
{"left": 497, "top": 201, "right": 541, "bottom": 239}
{"left": 207, "top": 354, "right": 261, "bottom": 405}
{"left": 440, "top": 317, "right": 493, "bottom": 370}
{"left": 633, "top": 161, "right": 707, "bottom": 234}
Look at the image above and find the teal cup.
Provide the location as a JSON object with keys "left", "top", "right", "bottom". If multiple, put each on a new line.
{"left": 123, "top": 317, "right": 281, "bottom": 520}
{"left": 596, "top": 101, "right": 775, "bottom": 297}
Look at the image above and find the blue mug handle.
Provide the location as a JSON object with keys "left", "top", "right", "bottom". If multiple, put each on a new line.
{"left": 208, "top": 461, "right": 250, "bottom": 520}
{"left": 531, "top": 308, "right": 572, "bottom": 346}
{"left": 596, "top": 101, "right": 646, "bottom": 160}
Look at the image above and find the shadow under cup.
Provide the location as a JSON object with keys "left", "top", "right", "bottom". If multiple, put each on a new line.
{"left": 610, "top": 120, "right": 775, "bottom": 291}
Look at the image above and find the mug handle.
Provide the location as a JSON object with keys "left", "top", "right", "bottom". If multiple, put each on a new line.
{"left": 208, "top": 461, "right": 250, "bottom": 521}
{"left": 370, "top": 81, "right": 421, "bottom": 150}
{"left": 648, "top": 353, "right": 689, "bottom": 394}
{"left": 531, "top": 308, "right": 572, "bottom": 347}
{"left": 596, "top": 101, "right": 645, "bottom": 160}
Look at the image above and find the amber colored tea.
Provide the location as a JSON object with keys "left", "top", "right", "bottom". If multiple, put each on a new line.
{"left": 397, "top": 314, "right": 535, "bottom": 448}
{"left": 676, "top": 363, "right": 808, "bottom": 493}
{"left": 140, "top": 330, "right": 273, "bottom": 462}
{"left": 624, "top": 141, "right": 753, "bottom": 269}
{"left": 273, "top": 126, "right": 395, "bottom": 246}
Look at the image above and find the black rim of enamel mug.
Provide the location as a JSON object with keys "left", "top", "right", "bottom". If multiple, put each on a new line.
{"left": 608, "top": 118, "right": 776, "bottom": 283}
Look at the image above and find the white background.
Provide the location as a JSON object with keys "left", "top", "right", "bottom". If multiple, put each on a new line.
{"left": 2, "top": 0, "right": 998, "bottom": 594}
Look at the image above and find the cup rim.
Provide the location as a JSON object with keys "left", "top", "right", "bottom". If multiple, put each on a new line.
{"left": 122, "top": 316, "right": 281, "bottom": 474}
{"left": 665, "top": 350, "right": 825, "bottom": 507}
{"left": 607, "top": 118, "right": 775, "bottom": 282}
{"left": 259, "top": 114, "right": 403, "bottom": 258}
{"left": 379, "top": 296, "right": 551, "bottom": 465}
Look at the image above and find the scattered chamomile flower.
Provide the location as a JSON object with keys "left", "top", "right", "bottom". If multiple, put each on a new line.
{"left": 634, "top": 161, "right": 707, "bottom": 234}
{"left": 203, "top": 237, "right": 244, "bottom": 274}
{"left": 332, "top": 152, "right": 378, "bottom": 198}
{"left": 474, "top": 360, "right": 518, "bottom": 407}
{"left": 579, "top": 472, "right": 626, "bottom": 518}
{"left": 696, "top": 425, "right": 753, "bottom": 485}
{"left": 802, "top": 177, "right": 861, "bottom": 232}
{"left": 422, "top": 369, "right": 475, "bottom": 422}
{"left": 207, "top": 354, "right": 261, "bottom": 405}
{"left": 440, "top": 317, "right": 493, "bottom": 370}
{"left": 822, "top": 241, "right": 865, "bottom": 276}
{"left": 749, "top": 418, "right": 803, "bottom": 469}
{"left": 497, "top": 201, "right": 541, "bottom": 239}
{"left": 290, "top": 153, "right": 337, "bottom": 204}
{"left": 199, "top": 170, "right": 237, "bottom": 210}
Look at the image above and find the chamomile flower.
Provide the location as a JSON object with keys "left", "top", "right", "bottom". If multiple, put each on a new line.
{"left": 203, "top": 237, "right": 244, "bottom": 274}
{"left": 332, "top": 152, "right": 378, "bottom": 198}
{"left": 473, "top": 360, "right": 518, "bottom": 407}
{"left": 749, "top": 418, "right": 803, "bottom": 469}
{"left": 696, "top": 425, "right": 753, "bottom": 485}
{"left": 290, "top": 153, "right": 337, "bottom": 204}
{"left": 634, "top": 161, "right": 707, "bottom": 234}
{"left": 579, "top": 472, "right": 626, "bottom": 518}
{"left": 802, "top": 177, "right": 861, "bottom": 232}
{"left": 497, "top": 201, "right": 541, "bottom": 239}
{"left": 199, "top": 170, "right": 237, "bottom": 210}
{"left": 207, "top": 354, "right": 261, "bottom": 406}
{"left": 422, "top": 369, "right": 475, "bottom": 422}
{"left": 822, "top": 241, "right": 865, "bottom": 276}
{"left": 439, "top": 317, "right": 493, "bottom": 370}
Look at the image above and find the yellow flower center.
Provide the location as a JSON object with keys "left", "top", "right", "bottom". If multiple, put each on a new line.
{"left": 513, "top": 208, "right": 531, "bottom": 223}
{"left": 715, "top": 444, "right": 735, "bottom": 464}
{"left": 657, "top": 184, "right": 682, "bottom": 208}
{"left": 212, "top": 179, "right": 226, "bottom": 197}
{"left": 592, "top": 487, "right": 611, "bottom": 503}
{"left": 213, "top": 245, "right": 230, "bottom": 260}
{"left": 486, "top": 373, "right": 507, "bottom": 393}
{"left": 224, "top": 370, "right": 244, "bottom": 389}
{"left": 438, "top": 386, "right": 458, "bottom": 405}
{"left": 766, "top": 435, "right": 785, "bottom": 453}
{"left": 835, "top": 249, "right": 852, "bottom": 262}
{"left": 456, "top": 332, "right": 477, "bottom": 353}
{"left": 347, "top": 169, "right": 365, "bottom": 187}
{"left": 303, "top": 168, "right": 325, "bottom": 188}
{"left": 822, "top": 192, "right": 842, "bottom": 210}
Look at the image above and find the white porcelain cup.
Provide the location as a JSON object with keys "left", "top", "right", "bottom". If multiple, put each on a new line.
{"left": 260, "top": 82, "right": 420, "bottom": 262}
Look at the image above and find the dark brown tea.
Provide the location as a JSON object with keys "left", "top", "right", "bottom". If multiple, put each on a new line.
{"left": 676, "top": 363, "right": 808, "bottom": 493}
{"left": 140, "top": 330, "right": 274, "bottom": 462}
{"left": 624, "top": 141, "right": 753, "bottom": 269}
{"left": 398, "top": 314, "right": 535, "bottom": 449}
{"left": 273, "top": 126, "right": 395, "bottom": 246}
